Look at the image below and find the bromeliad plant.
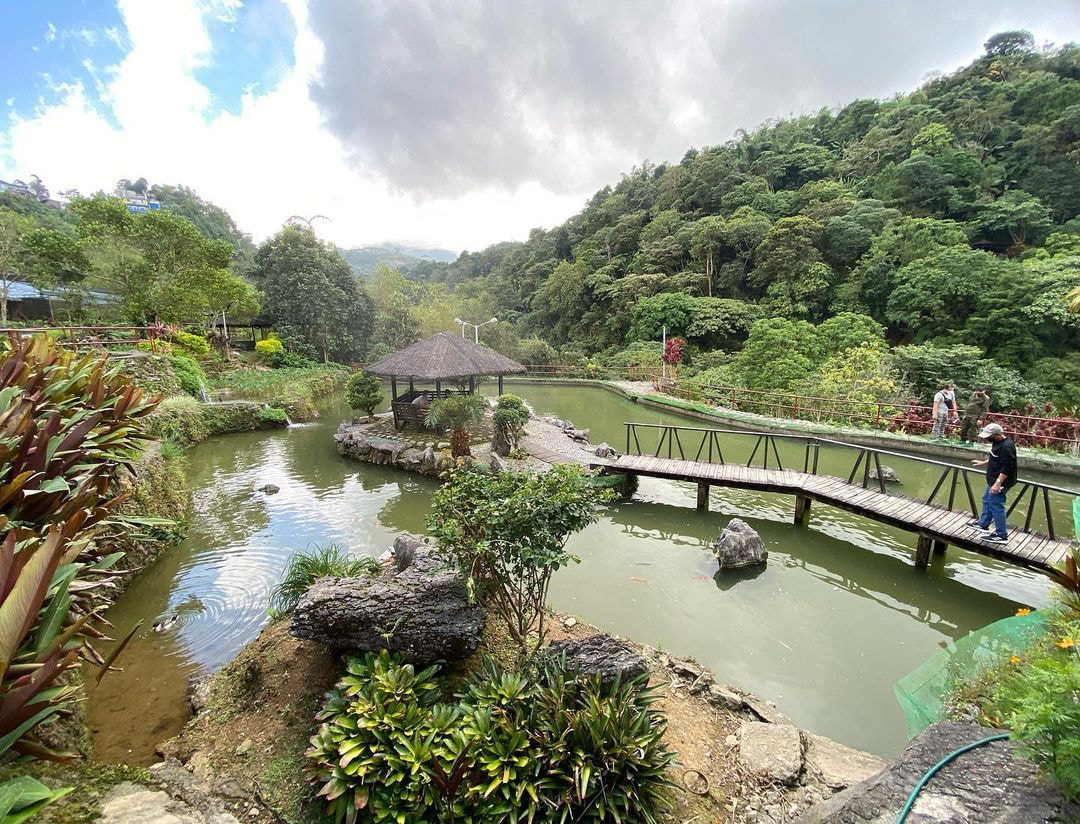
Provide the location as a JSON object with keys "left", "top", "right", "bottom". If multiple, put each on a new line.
{"left": 305, "top": 651, "right": 674, "bottom": 824}
{"left": 0, "top": 336, "right": 159, "bottom": 785}
{"left": 427, "top": 465, "right": 607, "bottom": 649}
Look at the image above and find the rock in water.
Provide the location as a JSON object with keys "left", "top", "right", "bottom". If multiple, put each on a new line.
{"left": 593, "top": 443, "right": 618, "bottom": 459}
{"left": 714, "top": 518, "right": 768, "bottom": 571}
{"left": 545, "top": 634, "right": 648, "bottom": 687}
{"left": 289, "top": 535, "right": 485, "bottom": 665}
{"left": 257, "top": 484, "right": 280, "bottom": 494}
{"left": 868, "top": 465, "right": 901, "bottom": 484}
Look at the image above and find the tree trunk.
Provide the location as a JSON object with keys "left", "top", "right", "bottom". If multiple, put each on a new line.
{"left": 450, "top": 427, "right": 472, "bottom": 457}
{"left": 0, "top": 284, "right": 7, "bottom": 324}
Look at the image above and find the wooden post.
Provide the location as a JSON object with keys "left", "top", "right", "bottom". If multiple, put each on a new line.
{"left": 696, "top": 482, "right": 709, "bottom": 512}
{"left": 794, "top": 495, "right": 811, "bottom": 526}
{"left": 409, "top": 378, "right": 414, "bottom": 393}
{"left": 435, "top": 380, "right": 441, "bottom": 396}
{"left": 498, "top": 374, "right": 504, "bottom": 395}
{"left": 469, "top": 375, "right": 475, "bottom": 394}
{"left": 915, "top": 534, "right": 932, "bottom": 569}
{"left": 933, "top": 540, "right": 947, "bottom": 556}
{"left": 390, "top": 377, "right": 398, "bottom": 401}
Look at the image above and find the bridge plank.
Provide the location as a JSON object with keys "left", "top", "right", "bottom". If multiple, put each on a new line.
{"left": 608, "top": 449, "right": 1075, "bottom": 575}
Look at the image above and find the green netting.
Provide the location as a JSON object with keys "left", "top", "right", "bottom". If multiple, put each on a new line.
{"left": 1073, "top": 497, "right": 1080, "bottom": 544}
{"left": 896, "top": 497, "right": 1078, "bottom": 738}
{"left": 894, "top": 611, "right": 1048, "bottom": 738}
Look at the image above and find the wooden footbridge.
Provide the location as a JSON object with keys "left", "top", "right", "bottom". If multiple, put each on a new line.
{"left": 591, "top": 423, "right": 1079, "bottom": 580}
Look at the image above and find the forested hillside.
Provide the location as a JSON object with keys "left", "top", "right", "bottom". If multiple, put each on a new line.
{"left": 396, "top": 33, "right": 1080, "bottom": 410}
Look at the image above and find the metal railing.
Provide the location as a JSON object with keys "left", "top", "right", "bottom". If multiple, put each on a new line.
{"left": 655, "top": 378, "right": 1080, "bottom": 453}
{"left": 623, "top": 422, "right": 1079, "bottom": 539}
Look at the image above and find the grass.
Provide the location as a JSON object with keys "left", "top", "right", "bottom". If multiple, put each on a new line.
{"left": 267, "top": 543, "right": 382, "bottom": 616}
{"left": 208, "top": 365, "right": 347, "bottom": 401}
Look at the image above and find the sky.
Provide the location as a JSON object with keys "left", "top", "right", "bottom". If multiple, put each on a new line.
{"left": 1, "top": 1, "right": 1079, "bottom": 253}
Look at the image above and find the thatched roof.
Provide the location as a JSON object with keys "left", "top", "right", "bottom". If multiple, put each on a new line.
{"left": 366, "top": 332, "right": 526, "bottom": 380}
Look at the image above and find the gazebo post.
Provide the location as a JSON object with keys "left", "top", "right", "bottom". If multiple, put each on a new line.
{"left": 391, "top": 377, "right": 398, "bottom": 401}
{"left": 498, "top": 375, "right": 504, "bottom": 396}
{"left": 435, "top": 379, "right": 441, "bottom": 397}
{"left": 469, "top": 375, "right": 475, "bottom": 394}
{"left": 409, "top": 378, "right": 414, "bottom": 393}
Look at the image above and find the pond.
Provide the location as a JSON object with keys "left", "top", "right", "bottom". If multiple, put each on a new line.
{"left": 86, "top": 384, "right": 1062, "bottom": 764}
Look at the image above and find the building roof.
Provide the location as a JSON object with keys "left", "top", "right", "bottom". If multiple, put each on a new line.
{"left": 366, "top": 332, "right": 526, "bottom": 380}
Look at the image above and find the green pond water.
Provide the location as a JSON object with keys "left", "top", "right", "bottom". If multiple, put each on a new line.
{"left": 86, "top": 383, "right": 1069, "bottom": 765}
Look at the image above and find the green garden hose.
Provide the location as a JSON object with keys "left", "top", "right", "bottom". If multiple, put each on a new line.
{"left": 895, "top": 733, "right": 1009, "bottom": 824}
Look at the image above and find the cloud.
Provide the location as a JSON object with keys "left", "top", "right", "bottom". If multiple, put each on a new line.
{"left": 307, "top": 0, "right": 1080, "bottom": 197}
{"left": 2, "top": 0, "right": 1079, "bottom": 251}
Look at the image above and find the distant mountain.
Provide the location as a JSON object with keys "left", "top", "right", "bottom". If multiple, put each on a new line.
{"left": 339, "top": 243, "right": 460, "bottom": 279}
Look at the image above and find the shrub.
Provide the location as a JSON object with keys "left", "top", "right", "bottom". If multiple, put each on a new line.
{"left": 136, "top": 339, "right": 172, "bottom": 355}
{"left": 255, "top": 337, "right": 285, "bottom": 360}
{"left": 428, "top": 466, "right": 606, "bottom": 647}
{"left": 425, "top": 395, "right": 487, "bottom": 457}
{"left": 964, "top": 607, "right": 1080, "bottom": 801}
{"left": 142, "top": 395, "right": 210, "bottom": 446}
{"left": 492, "top": 393, "right": 529, "bottom": 453}
{"left": 518, "top": 338, "right": 558, "bottom": 366}
{"left": 258, "top": 405, "right": 289, "bottom": 426}
{"left": 269, "top": 544, "right": 382, "bottom": 616}
{"left": 0, "top": 336, "right": 160, "bottom": 809}
{"left": 266, "top": 349, "right": 318, "bottom": 369}
{"left": 170, "top": 353, "right": 208, "bottom": 398}
{"left": 305, "top": 651, "right": 673, "bottom": 824}
{"left": 345, "top": 373, "right": 385, "bottom": 418}
{"left": 171, "top": 330, "right": 210, "bottom": 356}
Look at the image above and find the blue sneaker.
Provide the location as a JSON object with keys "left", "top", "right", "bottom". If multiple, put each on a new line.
{"left": 965, "top": 520, "right": 990, "bottom": 531}
{"left": 984, "top": 534, "right": 1009, "bottom": 545}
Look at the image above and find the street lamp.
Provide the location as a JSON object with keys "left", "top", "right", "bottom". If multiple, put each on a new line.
{"left": 453, "top": 317, "right": 498, "bottom": 343}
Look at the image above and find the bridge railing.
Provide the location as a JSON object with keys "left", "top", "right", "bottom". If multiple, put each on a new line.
{"left": 623, "top": 422, "right": 1079, "bottom": 539}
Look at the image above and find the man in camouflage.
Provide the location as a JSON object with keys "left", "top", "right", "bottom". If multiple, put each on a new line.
{"left": 958, "top": 387, "right": 990, "bottom": 442}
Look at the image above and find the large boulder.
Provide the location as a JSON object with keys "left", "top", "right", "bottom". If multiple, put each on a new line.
{"left": 714, "top": 518, "right": 768, "bottom": 571}
{"left": 868, "top": 465, "right": 902, "bottom": 484}
{"left": 545, "top": 633, "right": 648, "bottom": 687}
{"left": 289, "top": 536, "right": 485, "bottom": 665}
{"left": 796, "top": 721, "right": 1079, "bottom": 823}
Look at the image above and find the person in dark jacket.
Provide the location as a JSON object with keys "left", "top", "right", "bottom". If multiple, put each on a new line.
{"left": 966, "top": 422, "right": 1017, "bottom": 544}
{"left": 958, "top": 388, "right": 990, "bottom": 442}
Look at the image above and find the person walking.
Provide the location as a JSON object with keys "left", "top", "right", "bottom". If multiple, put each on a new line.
{"left": 966, "top": 422, "right": 1017, "bottom": 544}
{"left": 958, "top": 387, "right": 990, "bottom": 442}
{"left": 931, "top": 384, "right": 957, "bottom": 438}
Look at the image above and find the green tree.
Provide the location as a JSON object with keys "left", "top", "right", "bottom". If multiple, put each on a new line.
{"left": 984, "top": 30, "right": 1035, "bottom": 57}
{"left": 427, "top": 465, "right": 604, "bottom": 647}
{"left": 887, "top": 247, "right": 1013, "bottom": 341}
{"left": 749, "top": 216, "right": 832, "bottom": 319}
{"left": 690, "top": 215, "right": 726, "bottom": 296}
{"left": 345, "top": 372, "right": 385, "bottom": 419}
{"left": 251, "top": 224, "right": 374, "bottom": 362}
{"left": 976, "top": 190, "right": 1053, "bottom": 250}
{"left": 368, "top": 264, "right": 421, "bottom": 351}
{"left": 732, "top": 317, "right": 821, "bottom": 391}
{"left": 0, "top": 211, "right": 31, "bottom": 322}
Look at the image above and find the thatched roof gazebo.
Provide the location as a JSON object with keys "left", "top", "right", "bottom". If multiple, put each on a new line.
{"left": 366, "top": 332, "right": 526, "bottom": 429}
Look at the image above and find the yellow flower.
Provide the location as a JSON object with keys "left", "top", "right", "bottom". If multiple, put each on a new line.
{"left": 1015, "top": 608, "right": 1032, "bottom": 616}
{"left": 1056, "top": 637, "right": 1075, "bottom": 649}
{"left": 1009, "top": 655, "right": 1021, "bottom": 664}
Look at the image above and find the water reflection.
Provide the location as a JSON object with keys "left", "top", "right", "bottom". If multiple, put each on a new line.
{"left": 88, "top": 386, "right": 1059, "bottom": 764}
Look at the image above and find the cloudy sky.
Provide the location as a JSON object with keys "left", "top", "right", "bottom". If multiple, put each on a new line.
{"left": 2, "top": 1, "right": 1078, "bottom": 252}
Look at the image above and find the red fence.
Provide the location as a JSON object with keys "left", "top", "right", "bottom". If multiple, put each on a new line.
{"left": 656, "top": 379, "right": 1080, "bottom": 453}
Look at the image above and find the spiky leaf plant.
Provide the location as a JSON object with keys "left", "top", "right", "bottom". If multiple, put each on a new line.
{"left": 424, "top": 395, "right": 486, "bottom": 457}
